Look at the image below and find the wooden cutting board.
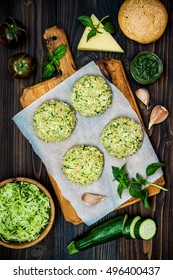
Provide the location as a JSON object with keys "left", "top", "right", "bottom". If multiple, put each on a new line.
{"left": 20, "top": 26, "right": 165, "bottom": 224}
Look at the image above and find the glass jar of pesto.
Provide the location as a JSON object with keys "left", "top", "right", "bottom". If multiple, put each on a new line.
{"left": 130, "top": 51, "right": 163, "bottom": 84}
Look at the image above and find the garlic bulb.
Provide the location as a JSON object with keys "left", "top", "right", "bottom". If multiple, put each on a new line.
{"left": 148, "top": 105, "right": 169, "bottom": 130}
{"left": 135, "top": 88, "right": 151, "bottom": 109}
{"left": 81, "top": 192, "right": 106, "bottom": 206}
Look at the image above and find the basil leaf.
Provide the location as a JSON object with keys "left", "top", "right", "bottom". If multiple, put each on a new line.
{"left": 117, "top": 183, "right": 126, "bottom": 198}
{"left": 42, "top": 44, "right": 67, "bottom": 80}
{"left": 141, "top": 189, "right": 150, "bottom": 209}
{"left": 78, "top": 15, "right": 116, "bottom": 42}
{"left": 112, "top": 164, "right": 128, "bottom": 184}
{"left": 77, "top": 16, "right": 95, "bottom": 29}
{"left": 112, "top": 166, "right": 120, "bottom": 180}
{"left": 53, "top": 58, "right": 60, "bottom": 67}
{"left": 47, "top": 52, "right": 54, "bottom": 61}
{"left": 120, "top": 164, "right": 127, "bottom": 174}
{"left": 129, "top": 185, "right": 143, "bottom": 199}
{"left": 129, "top": 186, "right": 150, "bottom": 209}
{"left": 104, "top": 22, "right": 115, "bottom": 33}
{"left": 135, "top": 173, "right": 147, "bottom": 186}
{"left": 87, "top": 29, "right": 97, "bottom": 41}
{"left": 112, "top": 161, "right": 167, "bottom": 210}
{"left": 53, "top": 44, "right": 67, "bottom": 59}
{"left": 146, "top": 162, "right": 165, "bottom": 177}
{"left": 42, "top": 63, "right": 55, "bottom": 79}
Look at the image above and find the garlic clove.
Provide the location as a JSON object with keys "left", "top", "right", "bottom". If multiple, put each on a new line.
{"left": 148, "top": 105, "right": 169, "bottom": 130}
{"left": 81, "top": 192, "right": 107, "bottom": 206}
{"left": 135, "top": 88, "right": 151, "bottom": 109}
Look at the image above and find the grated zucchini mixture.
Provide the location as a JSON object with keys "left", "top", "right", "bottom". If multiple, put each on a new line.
{"left": 33, "top": 100, "right": 77, "bottom": 142}
{"left": 0, "top": 181, "right": 50, "bottom": 243}
{"left": 62, "top": 145, "right": 104, "bottom": 185}
{"left": 71, "top": 75, "right": 112, "bottom": 116}
{"left": 100, "top": 116, "right": 143, "bottom": 158}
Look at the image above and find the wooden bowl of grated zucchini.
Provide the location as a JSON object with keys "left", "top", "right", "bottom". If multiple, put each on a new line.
{"left": 0, "top": 177, "right": 55, "bottom": 249}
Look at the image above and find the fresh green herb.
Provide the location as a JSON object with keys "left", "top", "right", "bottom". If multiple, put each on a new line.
{"left": 112, "top": 162, "right": 167, "bottom": 209}
{"left": 104, "top": 21, "right": 115, "bottom": 33}
{"left": 146, "top": 162, "right": 165, "bottom": 177}
{"left": 77, "top": 15, "right": 115, "bottom": 41}
{"left": 42, "top": 44, "right": 67, "bottom": 79}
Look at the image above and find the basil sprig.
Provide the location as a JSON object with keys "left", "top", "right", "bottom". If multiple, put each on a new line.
{"left": 112, "top": 162, "right": 167, "bottom": 209}
{"left": 42, "top": 44, "right": 67, "bottom": 79}
{"left": 78, "top": 15, "right": 115, "bottom": 41}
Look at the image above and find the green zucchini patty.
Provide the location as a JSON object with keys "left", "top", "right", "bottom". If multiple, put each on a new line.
{"left": 71, "top": 75, "right": 112, "bottom": 116}
{"left": 62, "top": 145, "right": 104, "bottom": 185}
{"left": 33, "top": 100, "right": 77, "bottom": 142}
{"left": 100, "top": 116, "right": 143, "bottom": 158}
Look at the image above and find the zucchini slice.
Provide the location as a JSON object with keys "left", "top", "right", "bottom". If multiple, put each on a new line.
{"left": 123, "top": 216, "right": 141, "bottom": 239}
{"left": 134, "top": 218, "right": 157, "bottom": 240}
{"left": 67, "top": 214, "right": 128, "bottom": 255}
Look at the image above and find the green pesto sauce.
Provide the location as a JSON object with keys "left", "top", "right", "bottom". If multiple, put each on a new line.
{"left": 130, "top": 51, "right": 163, "bottom": 84}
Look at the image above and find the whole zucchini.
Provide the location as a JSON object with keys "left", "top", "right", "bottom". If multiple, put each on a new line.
{"left": 67, "top": 214, "right": 128, "bottom": 255}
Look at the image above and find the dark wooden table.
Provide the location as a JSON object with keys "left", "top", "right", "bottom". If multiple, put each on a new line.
{"left": 0, "top": 0, "right": 172, "bottom": 260}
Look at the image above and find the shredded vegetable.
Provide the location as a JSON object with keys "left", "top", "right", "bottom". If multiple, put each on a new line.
{"left": 62, "top": 145, "right": 104, "bottom": 185}
{"left": 33, "top": 100, "right": 77, "bottom": 142}
{"left": 0, "top": 181, "right": 50, "bottom": 243}
{"left": 71, "top": 75, "right": 112, "bottom": 116}
{"left": 100, "top": 116, "right": 143, "bottom": 158}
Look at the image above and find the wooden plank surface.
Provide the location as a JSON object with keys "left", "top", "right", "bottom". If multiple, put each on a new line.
{"left": 0, "top": 0, "right": 172, "bottom": 260}
{"left": 20, "top": 26, "right": 165, "bottom": 224}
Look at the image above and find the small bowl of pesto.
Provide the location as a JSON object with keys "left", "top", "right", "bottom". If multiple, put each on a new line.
{"left": 130, "top": 51, "right": 163, "bottom": 84}
{"left": 0, "top": 177, "right": 55, "bottom": 249}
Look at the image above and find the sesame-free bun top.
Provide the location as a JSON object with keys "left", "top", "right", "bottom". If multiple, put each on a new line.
{"left": 118, "top": 0, "right": 168, "bottom": 44}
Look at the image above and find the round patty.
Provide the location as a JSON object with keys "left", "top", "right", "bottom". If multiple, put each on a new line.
{"left": 118, "top": 0, "right": 168, "bottom": 44}
{"left": 33, "top": 100, "right": 77, "bottom": 142}
{"left": 71, "top": 75, "right": 112, "bottom": 116}
{"left": 100, "top": 116, "right": 143, "bottom": 158}
{"left": 62, "top": 145, "right": 104, "bottom": 185}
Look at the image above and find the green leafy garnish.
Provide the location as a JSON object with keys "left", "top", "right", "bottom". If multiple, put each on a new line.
{"left": 112, "top": 162, "right": 167, "bottom": 209}
{"left": 77, "top": 15, "right": 115, "bottom": 41}
{"left": 146, "top": 162, "right": 165, "bottom": 177}
{"left": 104, "top": 21, "right": 115, "bottom": 33}
{"left": 42, "top": 44, "right": 67, "bottom": 79}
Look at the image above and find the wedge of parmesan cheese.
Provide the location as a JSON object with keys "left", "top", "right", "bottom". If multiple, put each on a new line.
{"left": 77, "top": 14, "right": 124, "bottom": 53}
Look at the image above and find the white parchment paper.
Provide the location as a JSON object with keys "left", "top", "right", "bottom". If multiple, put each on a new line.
{"left": 13, "top": 61, "right": 163, "bottom": 225}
